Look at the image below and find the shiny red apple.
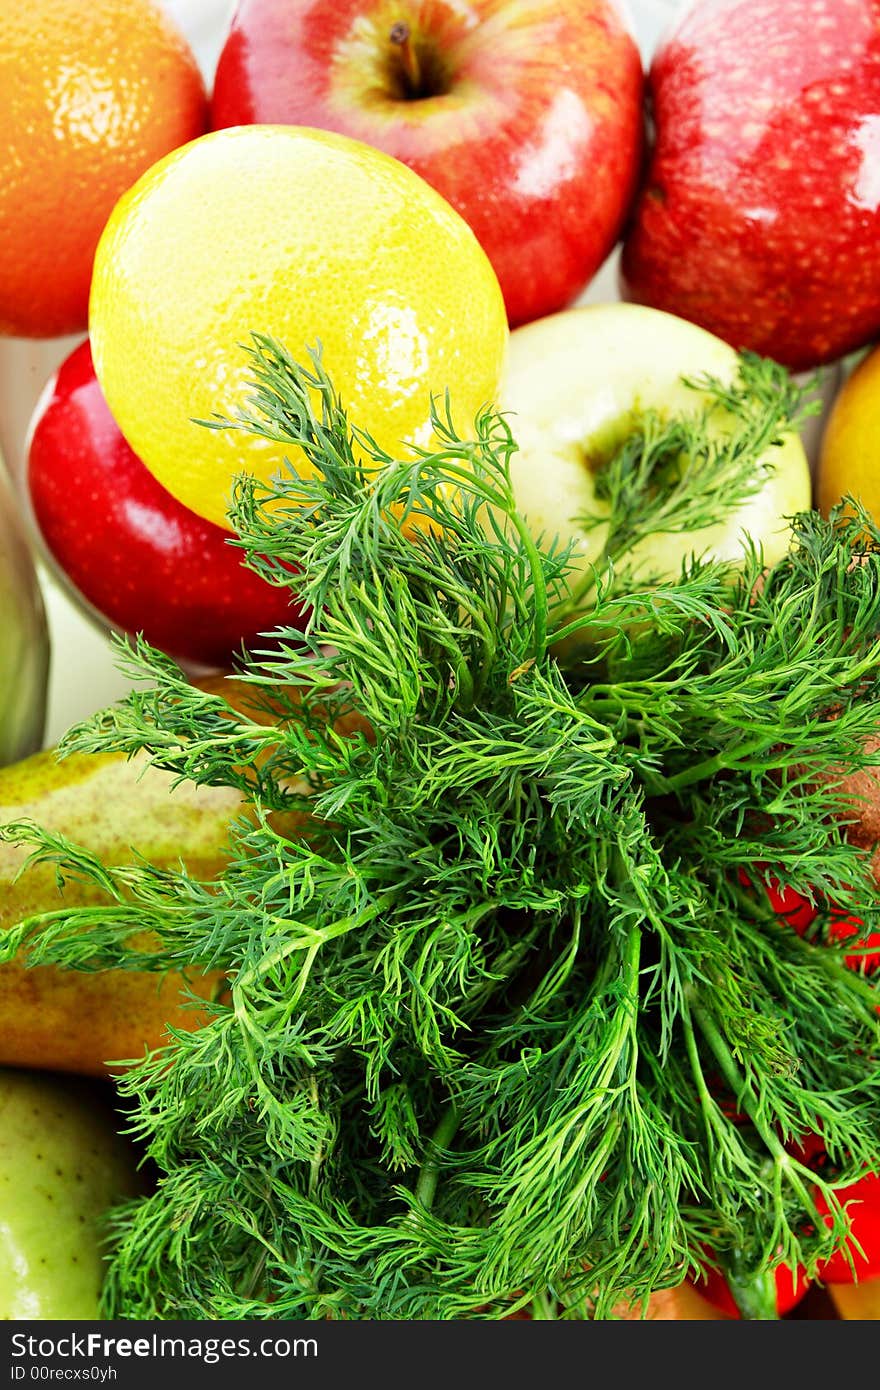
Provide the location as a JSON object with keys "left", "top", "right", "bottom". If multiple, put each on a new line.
{"left": 26, "top": 339, "right": 306, "bottom": 670}
{"left": 209, "top": 0, "right": 645, "bottom": 328}
{"left": 620, "top": 0, "right": 880, "bottom": 370}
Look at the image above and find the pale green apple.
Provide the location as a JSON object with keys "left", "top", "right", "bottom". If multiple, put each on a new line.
{"left": 0, "top": 1068, "right": 140, "bottom": 1319}
{"left": 498, "top": 302, "right": 812, "bottom": 588}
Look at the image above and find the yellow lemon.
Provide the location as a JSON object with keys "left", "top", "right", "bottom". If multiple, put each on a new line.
{"left": 89, "top": 124, "right": 508, "bottom": 531}
{"left": 817, "top": 347, "right": 880, "bottom": 521}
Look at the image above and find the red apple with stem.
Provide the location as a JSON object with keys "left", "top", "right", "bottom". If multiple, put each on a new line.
{"left": 619, "top": 0, "right": 880, "bottom": 371}
{"left": 26, "top": 339, "right": 307, "bottom": 671}
{"left": 209, "top": 0, "right": 645, "bottom": 328}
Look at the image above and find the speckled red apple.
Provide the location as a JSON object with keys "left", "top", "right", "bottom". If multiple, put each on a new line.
{"left": 26, "top": 339, "right": 307, "bottom": 670}
{"left": 210, "top": 0, "right": 645, "bottom": 328}
{"left": 620, "top": 0, "right": 880, "bottom": 370}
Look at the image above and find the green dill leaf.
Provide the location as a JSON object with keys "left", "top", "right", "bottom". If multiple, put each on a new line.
{"left": 5, "top": 337, "right": 880, "bottom": 1321}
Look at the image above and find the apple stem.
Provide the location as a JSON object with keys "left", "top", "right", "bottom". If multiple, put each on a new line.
{"left": 389, "top": 21, "right": 423, "bottom": 98}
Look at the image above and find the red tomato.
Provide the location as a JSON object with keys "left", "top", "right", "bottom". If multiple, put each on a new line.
{"left": 826, "top": 908, "right": 880, "bottom": 973}
{"left": 738, "top": 867, "right": 880, "bottom": 969}
{"left": 737, "top": 866, "right": 817, "bottom": 932}
{"left": 815, "top": 1170, "right": 880, "bottom": 1284}
{"left": 764, "top": 881, "right": 818, "bottom": 933}
{"left": 786, "top": 1131, "right": 828, "bottom": 1169}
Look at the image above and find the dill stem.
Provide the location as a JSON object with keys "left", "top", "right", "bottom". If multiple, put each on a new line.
{"left": 509, "top": 510, "right": 548, "bottom": 658}
{"left": 529, "top": 1289, "right": 558, "bottom": 1319}
{"left": 414, "top": 1105, "right": 460, "bottom": 1212}
{"left": 689, "top": 994, "right": 789, "bottom": 1165}
{"left": 733, "top": 884, "right": 880, "bottom": 1019}
{"left": 235, "top": 888, "right": 399, "bottom": 990}
{"left": 689, "top": 993, "right": 828, "bottom": 1227}
{"left": 685, "top": 994, "right": 819, "bottom": 1320}
{"left": 308, "top": 1074, "right": 324, "bottom": 1196}
{"left": 555, "top": 564, "right": 601, "bottom": 621}
{"left": 681, "top": 1003, "right": 728, "bottom": 1150}
{"left": 723, "top": 1252, "right": 779, "bottom": 1321}
{"left": 650, "top": 734, "right": 771, "bottom": 794}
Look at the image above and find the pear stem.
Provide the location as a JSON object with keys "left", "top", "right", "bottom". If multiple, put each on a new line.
{"left": 389, "top": 21, "right": 423, "bottom": 97}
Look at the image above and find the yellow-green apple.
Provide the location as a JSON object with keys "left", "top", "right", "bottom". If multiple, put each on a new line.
{"left": 498, "top": 302, "right": 811, "bottom": 589}
{"left": 619, "top": 0, "right": 880, "bottom": 371}
{"left": 209, "top": 0, "right": 645, "bottom": 328}
{"left": 26, "top": 339, "right": 306, "bottom": 671}
{"left": 0, "top": 1068, "right": 140, "bottom": 1318}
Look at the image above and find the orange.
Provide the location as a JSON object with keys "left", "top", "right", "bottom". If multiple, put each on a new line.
{"left": 0, "top": 0, "right": 208, "bottom": 338}
{"left": 89, "top": 125, "right": 509, "bottom": 531}
{"left": 817, "top": 348, "right": 880, "bottom": 523}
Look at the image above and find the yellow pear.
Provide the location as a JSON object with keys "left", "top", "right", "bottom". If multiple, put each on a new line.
{"left": 0, "top": 744, "right": 241, "bottom": 1076}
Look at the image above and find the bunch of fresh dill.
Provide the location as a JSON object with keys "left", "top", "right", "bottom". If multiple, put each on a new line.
{"left": 3, "top": 340, "right": 880, "bottom": 1321}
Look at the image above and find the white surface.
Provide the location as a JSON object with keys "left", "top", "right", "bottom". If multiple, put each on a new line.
{"left": 0, "top": 0, "right": 722, "bottom": 749}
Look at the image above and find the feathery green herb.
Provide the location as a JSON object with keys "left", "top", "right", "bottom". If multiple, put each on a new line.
{"left": 2, "top": 340, "right": 880, "bottom": 1320}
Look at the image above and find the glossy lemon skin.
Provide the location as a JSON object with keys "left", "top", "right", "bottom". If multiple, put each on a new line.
{"left": 90, "top": 124, "right": 508, "bottom": 532}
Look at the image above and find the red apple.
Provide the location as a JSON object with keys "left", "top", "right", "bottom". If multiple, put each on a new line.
{"left": 209, "top": 0, "right": 644, "bottom": 328}
{"left": 619, "top": 0, "right": 880, "bottom": 370}
{"left": 26, "top": 339, "right": 306, "bottom": 670}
